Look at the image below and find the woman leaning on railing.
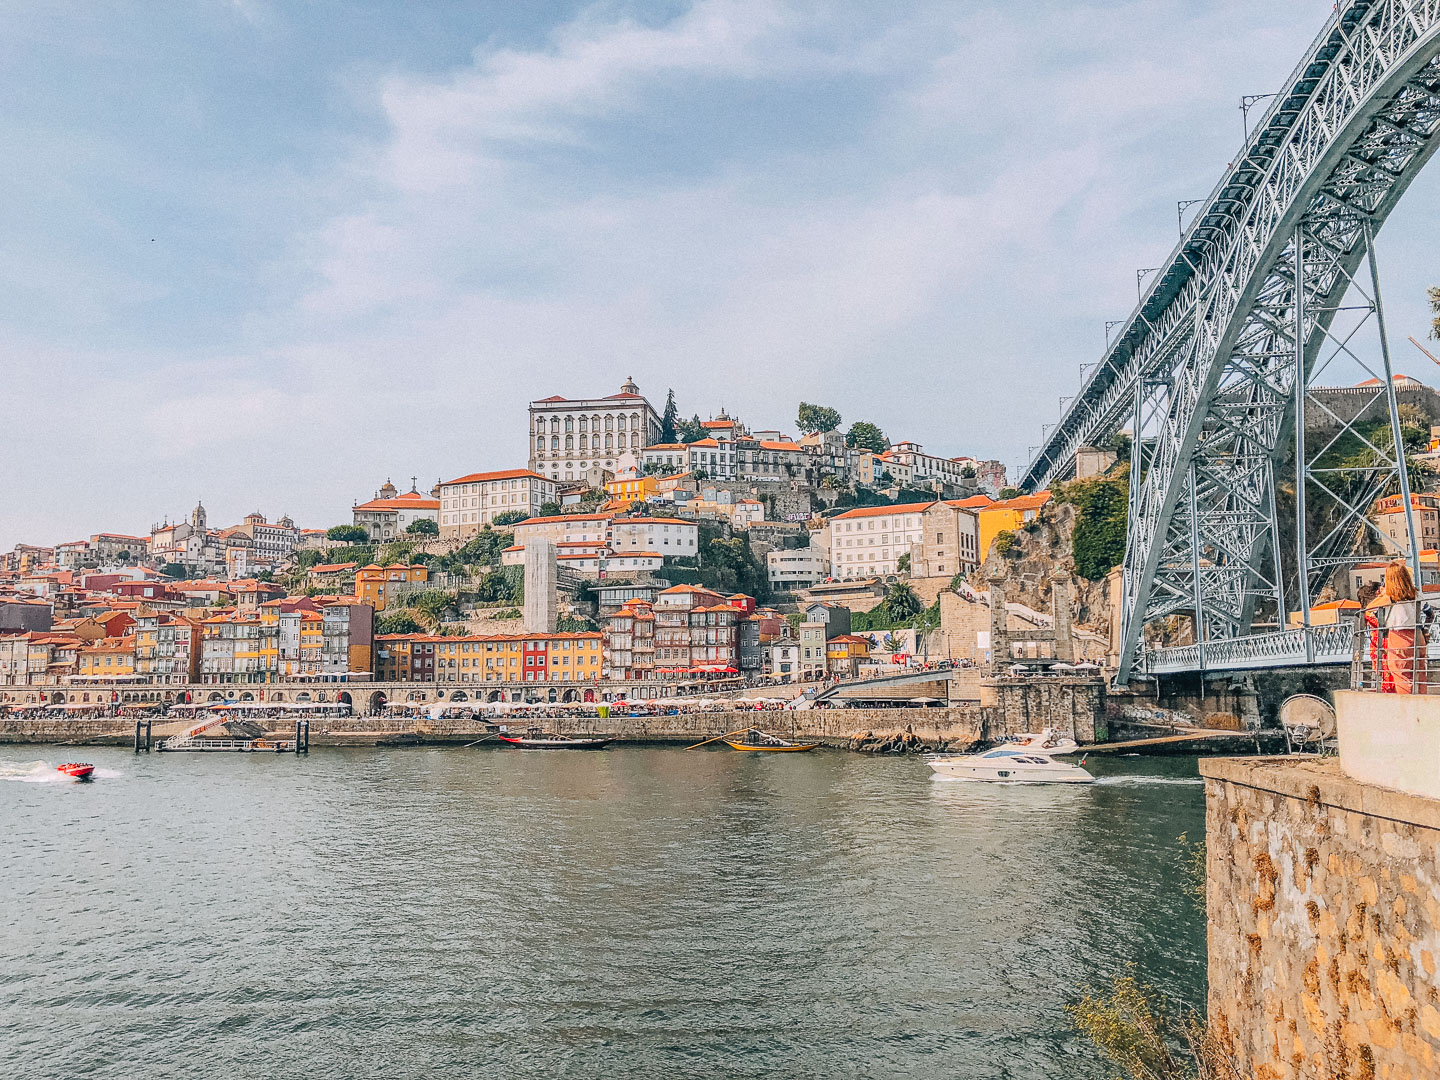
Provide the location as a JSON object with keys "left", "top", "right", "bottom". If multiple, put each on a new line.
{"left": 1363, "top": 560, "right": 1430, "bottom": 695}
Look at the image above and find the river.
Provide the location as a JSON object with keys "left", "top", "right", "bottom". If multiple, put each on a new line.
{"left": 1, "top": 746, "right": 1206, "bottom": 1079}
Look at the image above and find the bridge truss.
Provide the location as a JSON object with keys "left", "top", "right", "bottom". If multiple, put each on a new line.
{"left": 1020, "top": 0, "right": 1440, "bottom": 681}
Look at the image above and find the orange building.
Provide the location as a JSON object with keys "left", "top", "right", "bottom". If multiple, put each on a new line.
{"left": 355, "top": 563, "right": 429, "bottom": 608}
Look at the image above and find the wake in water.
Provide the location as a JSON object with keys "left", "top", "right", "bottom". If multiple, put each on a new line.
{"left": 0, "top": 761, "right": 119, "bottom": 783}
{"left": 1093, "top": 775, "right": 1203, "bottom": 787}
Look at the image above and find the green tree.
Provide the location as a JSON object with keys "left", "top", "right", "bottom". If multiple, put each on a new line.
{"left": 1056, "top": 475, "right": 1129, "bottom": 581}
{"left": 660, "top": 389, "right": 680, "bottom": 444}
{"left": 404, "top": 589, "right": 453, "bottom": 628}
{"left": 538, "top": 501, "right": 561, "bottom": 517}
{"left": 376, "top": 611, "right": 423, "bottom": 635}
{"left": 115, "top": 550, "right": 132, "bottom": 564}
{"left": 797, "top": 402, "right": 842, "bottom": 435}
{"left": 896, "top": 552, "right": 911, "bottom": 574}
{"left": 1430, "top": 285, "right": 1440, "bottom": 340}
{"left": 492, "top": 510, "right": 529, "bottom": 527}
{"left": 882, "top": 581, "right": 923, "bottom": 621}
{"left": 161, "top": 563, "right": 188, "bottom": 579}
{"left": 845, "top": 420, "right": 889, "bottom": 453}
{"left": 327, "top": 525, "right": 368, "bottom": 543}
{"left": 405, "top": 517, "right": 439, "bottom": 537}
{"left": 678, "top": 414, "right": 707, "bottom": 443}
{"left": 998, "top": 487, "right": 1022, "bottom": 500}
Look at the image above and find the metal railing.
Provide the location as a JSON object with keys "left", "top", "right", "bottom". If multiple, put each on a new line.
{"left": 1145, "top": 622, "right": 1356, "bottom": 674}
{"left": 1350, "top": 622, "right": 1438, "bottom": 695}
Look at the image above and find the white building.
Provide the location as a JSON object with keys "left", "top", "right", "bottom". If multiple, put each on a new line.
{"left": 829, "top": 502, "right": 934, "bottom": 579}
{"left": 233, "top": 512, "right": 299, "bottom": 560}
{"left": 511, "top": 513, "right": 613, "bottom": 548}
{"left": 352, "top": 490, "right": 440, "bottom": 542}
{"left": 767, "top": 546, "right": 827, "bottom": 589}
{"left": 609, "top": 517, "right": 698, "bottom": 557}
{"left": 639, "top": 444, "right": 690, "bottom": 475}
{"left": 528, "top": 378, "right": 663, "bottom": 482}
{"left": 439, "top": 470, "right": 557, "bottom": 540}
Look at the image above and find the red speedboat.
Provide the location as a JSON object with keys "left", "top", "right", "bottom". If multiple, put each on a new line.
{"left": 57, "top": 762, "right": 95, "bottom": 780}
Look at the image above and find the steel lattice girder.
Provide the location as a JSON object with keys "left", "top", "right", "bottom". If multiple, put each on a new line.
{"left": 1018, "top": 1, "right": 1440, "bottom": 681}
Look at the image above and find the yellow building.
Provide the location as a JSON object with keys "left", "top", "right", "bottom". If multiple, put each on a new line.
{"left": 429, "top": 633, "right": 604, "bottom": 685}
{"left": 77, "top": 635, "right": 136, "bottom": 680}
{"left": 976, "top": 493, "right": 1051, "bottom": 561}
{"left": 355, "top": 563, "right": 429, "bottom": 607}
{"left": 604, "top": 474, "right": 658, "bottom": 508}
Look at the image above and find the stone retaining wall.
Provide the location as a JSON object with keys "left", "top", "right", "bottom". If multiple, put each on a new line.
{"left": 1202, "top": 757, "right": 1440, "bottom": 1080}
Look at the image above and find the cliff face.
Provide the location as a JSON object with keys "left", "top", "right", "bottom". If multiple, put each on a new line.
{"left": 978, "top": 501, "right": 1115, "bottom": 645}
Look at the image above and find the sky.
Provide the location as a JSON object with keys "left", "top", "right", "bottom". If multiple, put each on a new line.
{"left": 6, "top": 0, "right": 1440, "bottom": 549}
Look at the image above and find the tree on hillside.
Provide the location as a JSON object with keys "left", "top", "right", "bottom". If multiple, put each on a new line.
{"left": 327, "top": 525, "right": 368, "bottom": 543}
{"left": 998, "top": 487, "right": 1021, "bottom": 500}
{"left": 161, "top": 563, "right": 188, "bottom": 579}
{"left": 492, "top": 510, "right": 529, "bottom": 527}
{"left": 845, "top": 421, "right": 889, "bottom": 453}
{"left": 405, "top": 518, "right": 439, "bottom": 537}
{"left": 678, "top": 414, "right": 707, "bottom": 443}
{"left": 1430, "top": 285, "right": 1440, "bottom": 340}
{"left": 660, "top": 389, "right": 680, "bottom": 444}
{"left": 797, "top": 402, "right": 842, "bottom": 435}
{"left": 376, "top": 611, "right": 423, "bottom": 635}
{"left": 538, "top": 501, "right": 561, "bottom": 517}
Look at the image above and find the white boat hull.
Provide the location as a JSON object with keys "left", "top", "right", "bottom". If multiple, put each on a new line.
{"left": 927, "top": 757, "right": 1094, "bottom": 784}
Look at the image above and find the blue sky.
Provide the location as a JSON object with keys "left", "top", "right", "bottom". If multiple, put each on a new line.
{"left": 7, "top": 0, "right": 1440, "bottom": 548}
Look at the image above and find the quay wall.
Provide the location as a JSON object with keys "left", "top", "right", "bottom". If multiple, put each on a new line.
{"left": 1201, "top": 757, "right": 1440, "bottom": 1080}
{"left": 0, "top": 709, "right": 988, "bottom": 749}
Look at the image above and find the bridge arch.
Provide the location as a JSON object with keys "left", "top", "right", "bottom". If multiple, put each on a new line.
{"left": 1020, "top": 1, "right": 1440, "bottom": 680}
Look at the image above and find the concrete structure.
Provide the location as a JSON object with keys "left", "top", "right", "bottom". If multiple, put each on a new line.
{"left": 438, "top": 470, "right": 556, "bottom": 539}
{"left": 767, "top": 546, "right": 826, "bottom": 589}
{"left": 1203, "top": 753, "right": 1440, "bottom": 1080}
{"left": 529, "top": 378, "right": 662, "bottom": 482}
{"left": 523, "top": 540, "right": 558, "bottom": 635}
{"left": 913, "top": 501, "right": 981, "bottom": 578}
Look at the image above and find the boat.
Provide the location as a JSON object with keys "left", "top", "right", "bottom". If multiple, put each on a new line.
{"left": 723, "top": 729, "right": 820, "bottom": 753}
{"left": 56, "top": 762, "right": 95, "bottom": 780}
{"left": 998, "top": 729, "right": 1080, "bottom": 756}
{"left": 497, "top": 731, "right": 613, "bottom": 749}
{"left": 927, "top": 746, "right": 1094, "bottom": 784}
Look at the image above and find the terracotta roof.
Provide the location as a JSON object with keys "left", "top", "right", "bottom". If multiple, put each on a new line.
{"left": 986, "top": 493, "right": 1051, "bottom": 512}
{"left": 833, "top": 501, "right": 937, "bottom": 520}
{"left": 534, "top": 395, "right": 568, "bottom": 402}
{"left": 310, "top": 562, "right": 358, "bottom": 574}
{"left": 353, "top": 492, "right": 440, "bottom": 512}
{"left": 644, "top": 443, "right": 688, "bottom": 452}
{"left": 701, "top": 419, "right": 734, "bottom": 429}
{"left": 442, "top": 468, "right": 550, "bottom": 486}
{"left": 689, "top": 438, "right": 720, "bottom": 447}
{"left": 948, "top": 495, "right": 994, "bottom": 509}
{"left": 757, "top": 441, "right": 802, "bottom": 452}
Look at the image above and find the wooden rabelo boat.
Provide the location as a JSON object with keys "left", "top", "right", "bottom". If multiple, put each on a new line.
{"left": 723, "top": 729, "right": 819, "bottom": 753}
{"left": 497, "top": 730, "right": 613, "bottom": 749}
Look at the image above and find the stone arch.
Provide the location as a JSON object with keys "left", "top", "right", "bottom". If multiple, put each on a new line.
{"left": 296, "top": 691, "right": 312, "bottom": 703}
{"left": 487, "top": 689, "right": 503, "bottom": 702}
{"left": 50, "top": 691, "right": 67, "bottom": 704}
{"left": 583, "top": 689, "right": 595, "bottom": 703}
{"left": 240, "top": 692, "right": 255, "bottom": 702}
{"left": 337, "top": 691, "right": 352, "bottom": 706}
{"left": 369, "top": 691, "right": 387, "bottom": 713}
{"left": 270, "top": 691, "right": 286, "bottom": 702}
{"left": 561, "top": 689, "right": 579, "bottom": 703}
{"left": 450, "top": 690, "right": 469, "bottom": 702}
{"left": 207, "top": 691, "right": 225, "bottom": 701}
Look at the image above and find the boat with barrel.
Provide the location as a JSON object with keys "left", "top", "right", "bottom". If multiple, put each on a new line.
{"left": 56, "top": 762, "right": 95, "bottom": 780}
{"left": 722, "top": 729, "right": 819, "bottom": 753}
{"left": 496, "top": 729, "right": 613, "bottom": 749}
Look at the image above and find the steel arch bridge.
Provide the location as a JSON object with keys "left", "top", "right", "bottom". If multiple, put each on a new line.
{"left": 1020, "top": 0, "right": 1440, "bottom": 682}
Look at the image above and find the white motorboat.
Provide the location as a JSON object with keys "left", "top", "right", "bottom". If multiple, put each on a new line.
{"left": 927, "top": 746, "right": 1095, "bottom": 784}
{"left": 998, "top": 729, "right": 1079, "bottom": 756}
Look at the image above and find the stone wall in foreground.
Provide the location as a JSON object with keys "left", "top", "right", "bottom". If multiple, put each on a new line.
{"left": 1201, "top": 757, "right": 1440, "bottom": 1080}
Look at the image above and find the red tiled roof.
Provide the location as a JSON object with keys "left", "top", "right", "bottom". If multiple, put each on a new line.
{"left": 833, "top": 501, "right": 936, "bottom": 520}
{"left": 354, "top": 493, "right": 440, "bottom": 512}
{"left": 442, "top": 468, "right": 550, "bottom": 486}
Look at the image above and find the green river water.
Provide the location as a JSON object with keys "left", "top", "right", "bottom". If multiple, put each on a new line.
{"left": 1, "top": 746, "right": 1206, "bottom": 1078}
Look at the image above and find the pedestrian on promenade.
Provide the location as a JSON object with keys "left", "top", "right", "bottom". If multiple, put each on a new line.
{"left": 1367, "top": 560, "right": 1428, "bottom": 695}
